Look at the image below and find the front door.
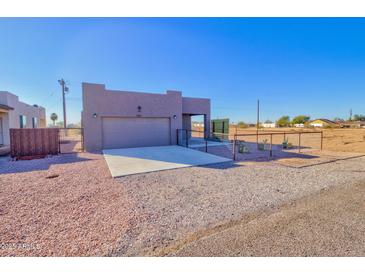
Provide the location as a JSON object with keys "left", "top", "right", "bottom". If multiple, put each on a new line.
{"left": 0, "top": 117, "right": 3, "bottom": 145}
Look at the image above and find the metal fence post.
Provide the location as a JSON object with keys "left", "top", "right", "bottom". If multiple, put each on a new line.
{"left": 320, "top": 131, "right": 323, "bottom": 150}
{"left": 233, "top": 134, "right": 236, "bottom": 161}
{"left": 81, "top": 128, "right": 85, "bottom": 152}
{"left": 298, "top": 132, "right": 301, "bottom": 153}
{"left": 58, "top": 128, "right": 61, "bottom": 153}
{"left": 270, "top": 133, "right": 273, "bottom": 158}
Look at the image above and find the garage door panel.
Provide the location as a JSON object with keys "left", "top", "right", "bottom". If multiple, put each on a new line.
{"left": 102, "top": 117, "right": 170, "bottom": 149}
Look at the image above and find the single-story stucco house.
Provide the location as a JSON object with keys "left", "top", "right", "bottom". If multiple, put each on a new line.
{"left": 82, "top": 83, "right": 210, "bottom": 151}
{"left": 0, "top": 91, "right": 46, "bottom": 147}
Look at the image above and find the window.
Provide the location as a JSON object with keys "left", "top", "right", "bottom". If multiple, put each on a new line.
{"left": 19, "top": 115, "right": 27, "bottom": 128}
{"left": 32, "top": 117, "right": 38, "bottom": 128}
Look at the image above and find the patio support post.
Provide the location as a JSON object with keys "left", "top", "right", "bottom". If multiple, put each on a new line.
{"left": 176, "top": 129, "right": 179, "bottom": 146}
{"left": 186, "top": 129, "right": 188, "bottom": 147}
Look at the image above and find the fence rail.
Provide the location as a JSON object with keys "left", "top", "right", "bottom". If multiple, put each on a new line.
{"left": 177, "top": 128, "right": 323, "bottom": 160}
{"left": 232, "top": 131, "right": 323, "bottom": 160}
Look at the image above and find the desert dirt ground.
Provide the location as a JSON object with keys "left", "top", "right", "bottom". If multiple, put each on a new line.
{"left": 0, "top": 129, "right": 365, "bottom": 256}
{"left": 231, "top": 127, "right": 365, "bottom": 153}
{"left": 193, "top": 126, "right": 365, "bottom": 153}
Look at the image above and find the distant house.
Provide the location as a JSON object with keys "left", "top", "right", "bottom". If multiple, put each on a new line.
{"left": 309, "top": 118, "right": 337, "bottom": 128}
{"left": 294, "top": 123, "right": 305, "bottom": 128}
{"left": 192, "top": 121, "right": 204, "bottom": 128}
{"left": 0, "top": 91, "right": 46, "bottom": 146}
{"left": 339, "top": 120, "right": 365, "bottom": 128}
{"left": 262, "top": 122, "right": 276, "bottom": 128}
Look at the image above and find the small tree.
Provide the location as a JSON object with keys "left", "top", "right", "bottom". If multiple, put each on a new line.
{"left": 50, "top": 113, "right": 58, "bottom": 126}
{"left": 291, "top": 115, "right": 310, "bottom": 125}
{"left": 276, "top": 116, "right": 290, "bottom": 127}
{"left": 264, "top": 119, "right": 273, "bottom": 123}
{"left": 353, "top": 114, "right": 365, "bottom": 121}
{"left": 237, "top": 121, "right": 248, "bottom": 128}
{"left": 334, "top": 117, "right": 344, "bottom": 122}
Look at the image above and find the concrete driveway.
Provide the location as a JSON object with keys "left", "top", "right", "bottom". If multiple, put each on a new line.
{"left": 103, "top": 145, "right": 232, "bottom": 177}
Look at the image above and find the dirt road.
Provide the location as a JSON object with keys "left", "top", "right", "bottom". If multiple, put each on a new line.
{"left": 167, "top": 180, "right": 365, "bottom": 256}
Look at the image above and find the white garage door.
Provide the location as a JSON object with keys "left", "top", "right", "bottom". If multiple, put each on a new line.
{"left": 102, "top": 117, "right": 171, "bottom": 149}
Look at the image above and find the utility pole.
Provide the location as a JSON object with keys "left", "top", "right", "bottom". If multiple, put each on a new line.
{"left": 349, "top": 108, "right": 353, "bottom": 121}
{"left": 58, "top": 79, "right": 69, "bottom": 129}
{"left": 256, "top": 99, "right": 260, "bottom": 146}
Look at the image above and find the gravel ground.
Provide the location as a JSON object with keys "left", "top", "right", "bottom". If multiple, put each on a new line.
{"left": 1, "top": 150, "right": 365, "bottom": 257}
{"left": 172, "top": 180, "right": 365, "bottom": 256}
{"left": 112, "top": 156, "right": 365, "bottom": 256}
{"left": 0, "top": 152, "right": 136, "bottom": 256}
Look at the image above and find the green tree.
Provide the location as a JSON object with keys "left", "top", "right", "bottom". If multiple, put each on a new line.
{"left": 291, "top": 115, "right": 310, "bottom": 125}
{"left": 276, "top": 116, "right": 290, "bottom": 127}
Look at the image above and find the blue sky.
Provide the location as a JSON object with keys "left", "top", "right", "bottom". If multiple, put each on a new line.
{"left": 0, "top": 18, "right": 364, "bottom": 124}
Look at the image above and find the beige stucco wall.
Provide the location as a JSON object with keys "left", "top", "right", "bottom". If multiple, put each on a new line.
{"left": 0, "top": 91, "right": 46, "bottom": 145}
{"left": 82, "top": 83, "right": 210, "bottom": 151}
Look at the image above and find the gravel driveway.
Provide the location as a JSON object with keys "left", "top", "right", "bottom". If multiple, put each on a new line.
{"left": 112, "top": 156, "right": 365, "bottom": 256}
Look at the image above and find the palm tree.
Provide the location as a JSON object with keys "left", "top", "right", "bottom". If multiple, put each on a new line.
{"left": 50, "top": 113, "right": 58, "bottom": 126}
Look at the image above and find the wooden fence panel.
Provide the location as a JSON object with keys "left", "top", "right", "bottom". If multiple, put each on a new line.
{"left": 10, "top": 128, "right": 59, "bottom": 158}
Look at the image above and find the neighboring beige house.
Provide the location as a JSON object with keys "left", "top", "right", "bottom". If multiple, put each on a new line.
{"left": 82, "top": 83, "right": 210, "bottom": 151}
{"left": 309, "top": 118, "right": 337, "bottom": 128}
{"left": 0, "top": 91, "right": 46, "bottom": 146}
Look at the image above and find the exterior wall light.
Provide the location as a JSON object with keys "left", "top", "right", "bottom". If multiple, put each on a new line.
{"left": 173, "top": 115, "right": 177, "bottom": 119}
{"left": 93, "top": 113, "right": 97, "bottom": 118}
{"left": 137, "top": 106, "right": 142, "bottom": 112}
